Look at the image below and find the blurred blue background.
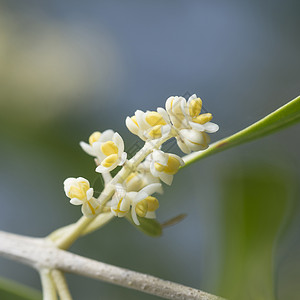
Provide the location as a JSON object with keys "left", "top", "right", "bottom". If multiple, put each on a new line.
{"left": 0, "top": 1, "right": 299, "bottom": 299}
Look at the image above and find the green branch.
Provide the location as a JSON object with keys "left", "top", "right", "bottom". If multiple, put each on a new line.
{"left": 182, "top": 95, "right": 300, "bottom": 167}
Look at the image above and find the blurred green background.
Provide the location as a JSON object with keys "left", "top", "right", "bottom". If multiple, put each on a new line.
{"left": 0, "top": 1, "right": 299, "bottom": 299}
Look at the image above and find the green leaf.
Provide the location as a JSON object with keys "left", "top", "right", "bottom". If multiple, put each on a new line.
{"left": 217, "top": 162, "right": 295, "bottom": 300}
{"left": 126, "top": 214, "right": 162, "bottom": 237}
{"left": 0, "top": 277, "right": 42, "bottom": 300}
{"left": 183, "top": 95, "right": 300, "bottom": 167}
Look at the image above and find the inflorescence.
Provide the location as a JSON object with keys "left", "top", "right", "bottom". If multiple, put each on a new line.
{"left": 64, "top": 94, "right": 219, "bottom": 225}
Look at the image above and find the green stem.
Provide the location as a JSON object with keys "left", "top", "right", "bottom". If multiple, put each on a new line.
{"left": 51, "top": 270, "right": 73, "bottom": 300}
{"left": 182, "top": 95, "right": 300, "bottom": 167}
{"left": 55, "top": 216, "right": 93, "bottom": 250}
{"left": 40, "top": 269, "right": 57, "bottom": 300}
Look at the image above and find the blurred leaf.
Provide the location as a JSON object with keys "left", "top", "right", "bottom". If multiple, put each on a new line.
{"left": 217, "top": 163, "right": 295, "bottom": 300}
{"left": 126, "top": 215, "right": 162, "bottom": 237}
{"left": 183, "top": 95, "right": 300, "bottom": 167}
{"left": 0, "top": 277, "right": 42, "bottom": 300}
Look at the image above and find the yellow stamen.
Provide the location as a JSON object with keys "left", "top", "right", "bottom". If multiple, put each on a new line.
{"left": 68, "top": 180, "right": 90, "bottom": 200}
{"left": 145, "top": 196, "right": 159, "bottom": 212}
{"left": 89, "top": 131, "right": 101, "bottom": 145}
{"left": 154, "top": 162, "right": 165, "bottom": 172}
{"left": 135, "top": 201, "right": 148, "bottom": 217}
{"left": 148, "top": 125, "right": 162, "bottom": 139}
{"left": 192, "top": 113, "right": 212, "bottom": 125}
{"left": 189, "top": 98, "right": 202, "bottom": 118}
{"left": 164, "top": 156, "right": 181, "bottom": 175}
{"left": 101, "top": 141, "right": 118, "bottom": 156}
{"left": 101, "top": 154, "right": 118, "bottom": 168}
{"left": 135, "top": 196, "right": 159, "bottom": 217}
{"left": 145, "top": 112, "right": 166, "bottom": 126}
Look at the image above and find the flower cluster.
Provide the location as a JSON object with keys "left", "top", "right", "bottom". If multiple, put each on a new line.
{"left": 64, "top": 94, "right": 218, "bottom": 225}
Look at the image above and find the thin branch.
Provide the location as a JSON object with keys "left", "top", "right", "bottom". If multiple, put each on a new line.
{"left": 48, "top": 212, "right": 114, "bottom": 242}
{"left": 0, "top": 231, "right": 225, "bottom": 300}
{"left": 40, "top": 269, "right": 57, "bottom": 300}
{"left": 54, "top": 216, "right": 93, "bottom": 249}
{"left": 52, "top": 270, "right": 73, "bottom": 300}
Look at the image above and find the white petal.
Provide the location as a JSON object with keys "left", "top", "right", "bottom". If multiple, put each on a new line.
{"left": 184, "top": 137, "right": 208, "bottom": 151}
{"left": 127, "top": 191, "right": 138, "bottom": 202}
{"left": 189, "top": 121, "right": 205, "bottom": 131}
{"left": 115, "top": 184, "right": 126, "bottom": 200}
{"left": 90, "top": 142, "right": 105, "bottom": 161}
{"left": 165, "top": 96, "right": 175, "bottom": 114}
{"left": 126, "top": 117, "right": 139, "bottom": 135}
{"left": 86, "top": 188, "right": 94, "bottom": 200}
{"left": 157, "top": 107, "right": 170, "bottom": 124}
{"left": 99, "top": 129, "right": 115, "bottom": 143}
{"left": 120, "top": 197, "right": 131, "bottom": 213}
{"left": 204, "top": 122, "right": 219, "bottom": 133}
{"left": 176, "top": 137, "right": 191, "bottom": 154}
{"left": 76, "top": 177, "right": 89, "bottom": 185}
{"left": 145, "top": 211, "right": 156, "bottom": 219}
{"left": 81, "top": 202, "right": 93, "bottom": 218}
{"left": 187, "top": 94, "right": 197, "bottom": 102}
{"left": 134, "top": 191, "right": 148, "bottom": 204}
{"left": 159, "top": 172, "right": 173, "bottom": 185}
{"left": 139, "top": 183, "right": 162, "bottom": 196}
{"left": 161, "top": 124, "right": 172, "bottom": 138}
{"left": 119, "top": 152, "right": 127, "bottom": 166}
{"left": 70, "top": 198, "right": 83, "bottom": 205}
{"left": 96, "top": 164, "right": 110, "bottom": 173}
{"left": 80, "top": 142, "right": 96, "bottom": 157}
{"left": 131, "top": 205, "right": 140, "bottom": 225}
{"left": 63, "top": 177, "right": 76, "bottom": 194}
{"left": 153, "top": 150, "right": 168, "bottom": 165}
{"left": 135, "top": 110, "right": 148, "bottom": 130}
{"left": 113, "top": 132, "right": 124, "bottom": 154}
{"left": 150, "top": 161, "right": 160, "bottom": 178}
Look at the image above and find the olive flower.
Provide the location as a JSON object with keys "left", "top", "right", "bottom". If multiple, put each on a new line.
{"left": 126, "top": 108, "right": 171, "bottom": 140}
{"left": 149, "top": 150, "right": 184, "bottom": 185}
{"left": 64, "top": 177, "right": 101, "bottom": 217}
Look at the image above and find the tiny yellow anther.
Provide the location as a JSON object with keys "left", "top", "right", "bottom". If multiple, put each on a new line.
{"left": 148, "top": 125, "right": 162, "bottom": 139}
{"left": 145, "top": 112, "right": 166, "bottom": 126}
{"left": 89, "top": 131, "right": 101, "bottom": 145}
{"left": 192, "top": 113, "right": 213, "bottom": 125}
{"left": 164, "top": 156, "right": 181, "bottom": 175}
{"left": 101, "top": 141, "right": 118, "bottom": 156}
{"left": 101, "top": 154, "right": 118, "bottom": 168}
{"left": 154, "top": 162, "right": 165, "bottom": 172}
{"left": 68, "top": 180, "right": 90, "bottom": 200}
{"left": 145, "top": 196, "right": 159, "bottom": 212}
{"left": 135, "top": 200, "right": 148, "bottom": 217}
{"left": 189, "top": 98, "right": 202, "bottom": 118}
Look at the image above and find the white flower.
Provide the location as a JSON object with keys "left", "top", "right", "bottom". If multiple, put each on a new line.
{"left": 165, "top": 96, "right": 188, "bottom": 129}
{"left": 63, "top": 177, "right": 101, "bottom": 218}
{"left": 80, "top": 129, "right": 115, "bottom": 160}
{"left": 176, "top": 129, "right": 211, "bottom": 153}
{"left": 126, "top": 108, "right": 171, "bottom": 140}
{"left": 110, "top": 184, "right": 131, "bottom": 217}
{"left": 165, "top": 94, "right": 219, "bottom": 153}
{"left": 127, "top": 183, "right": 162, "bottom": 225}
{"left": 94, "top": 132, "right": 127, "bottom": 173}
{"left": 149, "top": 150, "right": 184, "bottom": 185}
{"left": 182, "top": 94, "right": 219, "bottom": 133}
